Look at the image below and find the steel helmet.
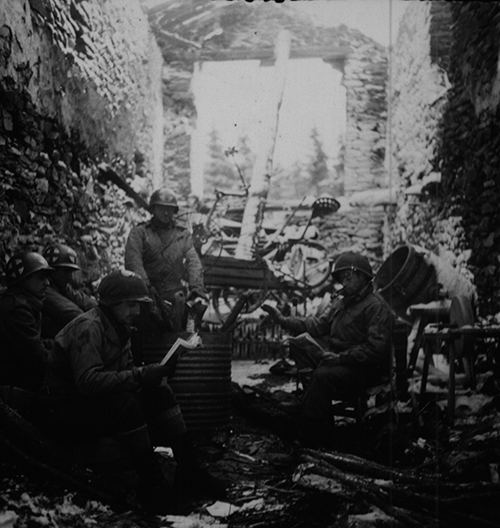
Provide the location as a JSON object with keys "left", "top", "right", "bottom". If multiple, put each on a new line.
{"left": 4, "top": 251, "right": 53, "bottom": 286}
{"left": 331, "top": 252, "right": 373, "bottom": 279}
{"left": 149, "top": 189, "right": 179, "bottom": 212}
{"left": 98, "top": 269, "right": 152, "bottom": 306}
{"left": 43, "top": 243, "right": 80, "bottom": 270}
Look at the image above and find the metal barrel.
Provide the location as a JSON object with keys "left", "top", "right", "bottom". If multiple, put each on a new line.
{"left": 139, "top": 331, "right": 232, "bottom": 433}
{"left": 374, "top": 245, "right": 439, "bottom": 319}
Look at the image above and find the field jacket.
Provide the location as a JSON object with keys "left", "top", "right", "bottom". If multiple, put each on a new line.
{"left": 48, "top": 307, "right": 143, "bottom": 397}
{"left": 281, "top": 285, "right": 393, "bottom": 372}
{"left": 0, "top": 287, "right": 49, "bottom": 391}
{"left": 42, "top": 283, "right": 96, "bottom": 339}
{"left": 124, "top": 219, "right": 204, "bottom": 300}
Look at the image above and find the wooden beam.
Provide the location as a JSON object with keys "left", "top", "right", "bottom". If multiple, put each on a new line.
{"left": 235, "top": 31, "right": 291, "bottom": 260}
{"left": 199, "top": 46, "right": 350, "bottom": 63}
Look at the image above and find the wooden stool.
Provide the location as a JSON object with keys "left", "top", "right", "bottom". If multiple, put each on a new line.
{"left": 407, "top": 300, "right": 450, "bottom": 377}
{"left": 421, "top": 323, "right": 500, "bottom": 423}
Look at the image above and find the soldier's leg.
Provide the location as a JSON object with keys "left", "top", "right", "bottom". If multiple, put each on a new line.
{"left": 141, "top": 384, "right": 227, "bottom": 499}
{"left": 299, "top": 363, "right": 367, "bottom": 444}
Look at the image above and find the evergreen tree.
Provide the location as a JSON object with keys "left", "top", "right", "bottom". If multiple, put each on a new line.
{"left": 307, "top": 127, "right": 330, "bottom": 196}
{"left": 204, "top": 128, "right": 236, "bottom": 196}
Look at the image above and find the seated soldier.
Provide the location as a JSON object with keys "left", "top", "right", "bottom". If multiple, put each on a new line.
{"left": 262, "top": 251, "right": 393, "bottom": 446}
{"left": 47, "top": 269, "right": 225, "bottom": 512}
{"left": 0, "top": 251, "right": 53, "bottom": 420}
{"left": 42, "top": 243, "right": 96, "bottom": 338}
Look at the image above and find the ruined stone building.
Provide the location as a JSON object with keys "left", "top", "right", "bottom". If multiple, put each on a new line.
{"left": 1, "top": 0, "right": 499, "bottom": 314}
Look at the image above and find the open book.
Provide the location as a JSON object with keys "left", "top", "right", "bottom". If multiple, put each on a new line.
{"left": 284, "top": 332, "right": 326, "bottom": 353}
{"left": 160, "top": 333, "right": 202, "bottom": 366}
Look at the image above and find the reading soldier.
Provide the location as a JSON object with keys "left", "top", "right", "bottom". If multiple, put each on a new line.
{"left": 46, "top": 270, "right": 224, "bottom": 511}
{"left": 262, "top": 251, "right": 393, "bottom": 445}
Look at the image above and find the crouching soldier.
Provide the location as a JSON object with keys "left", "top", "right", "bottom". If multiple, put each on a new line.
{"left": 46, "top": 269, "right": 225, "bottom": 512}
{"left": 42, "top": 243, "right": 96, "bottom": 338}
{"left": 0, "top": 251, "right": 53, "bottom": 421}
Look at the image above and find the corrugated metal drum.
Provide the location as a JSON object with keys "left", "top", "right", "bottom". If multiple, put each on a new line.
{"left": 374, "top": 245, "right": 439, "bottom": 319}
{"left": 139, "top": 331, "right": 232, "bottom": 432}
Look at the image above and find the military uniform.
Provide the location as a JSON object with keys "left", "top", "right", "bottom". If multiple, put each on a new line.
{"left": 48, "top": 306, "right": 185, "bottom": 440}
{"left": 42, "top": 283, "right": 96, "bottom": 339}
{"left": 281, "top": 283, "right": 393, "bottom": 428}
{"left": 0, "top": 287, "right": 49, "bottom": 391}
{"left": 125, "top": 219, "right": 205, "bottom": 330}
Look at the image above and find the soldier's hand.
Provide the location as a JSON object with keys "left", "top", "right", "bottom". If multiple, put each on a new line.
{"left": 140, "top": 363, "right": 169, "bottom": 388}
{"left": 261, "top": 303, "right": 281, "bottom": 322}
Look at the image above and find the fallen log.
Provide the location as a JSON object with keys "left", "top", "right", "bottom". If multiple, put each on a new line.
{"left": 97, "top": 163, "right": 149, "bottom": 211}
{"left": 299, "top": 452, "right": 499, "bottom": 528}
{"left": 302, "top": 448, "right": 497, "bottom": 495}
{"left": 295, "top": 461, "right": 431, "bottom": 528}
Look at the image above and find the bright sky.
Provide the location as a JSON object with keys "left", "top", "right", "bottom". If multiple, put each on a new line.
{"left": 190, "top": 58, "right": 345, "bottom": 195}
{"left": 144, "top": 0, "right": 410, "bottom": 195}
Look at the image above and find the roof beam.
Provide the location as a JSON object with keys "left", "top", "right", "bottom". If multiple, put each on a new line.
{"left": 198, "top": 46, "right": 350, "bottom": 62}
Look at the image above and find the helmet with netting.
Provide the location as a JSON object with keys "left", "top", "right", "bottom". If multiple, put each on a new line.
{"left": 43, "top": 243, "right": 80, "bottom": 270}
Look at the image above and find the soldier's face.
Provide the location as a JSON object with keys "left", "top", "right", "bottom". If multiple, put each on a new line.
{"left": 22, "top": 271, "right": 50, "bottom": 299}
{"left": 52, "top": 268, "right": 76, "bottom": 289}
{"left": 153, "top": 205, "right": 176, "bottom": 224}
{"left": 336, "top": 270, "right": 366, "bottom": 296}
{"left": 110, "top": 300, "right": 141, "bottom": 327}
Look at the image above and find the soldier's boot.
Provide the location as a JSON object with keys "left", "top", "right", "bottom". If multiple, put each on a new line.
{"left": 170, "top": 435, "right": 228, "bottom": 500}
{"left": 118, "top": 424, "right": 176, "bottom": 514}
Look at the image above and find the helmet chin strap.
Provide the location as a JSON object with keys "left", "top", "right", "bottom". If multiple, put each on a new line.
{"left": 152, "top": 216, "right": 174, "bottom": 228}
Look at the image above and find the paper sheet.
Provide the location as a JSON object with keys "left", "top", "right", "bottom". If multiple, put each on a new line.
{"left": 160, "top": 333, "right": 202, "bottom": 366}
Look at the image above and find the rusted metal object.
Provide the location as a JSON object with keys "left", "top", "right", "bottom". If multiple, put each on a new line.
{"left": 141, "top": 331, "right": 232, "bottom": 432}
{"left": 374, "top": 245, "right": 439, "bottom": 319}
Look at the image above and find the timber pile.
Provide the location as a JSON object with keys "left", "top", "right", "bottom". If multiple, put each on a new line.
{"left": 295, "top": 448, "right": 500, "bottom": 527}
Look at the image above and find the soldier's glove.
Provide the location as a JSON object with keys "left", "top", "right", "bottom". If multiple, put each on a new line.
{"left": 139, "top": 363, "right": 169, "bottom": 388}
{"left": 187, "top": 289, "right": 207, "bottom": 302}
{"left": 261, "top": 303, "right": 283, "bottom": 324}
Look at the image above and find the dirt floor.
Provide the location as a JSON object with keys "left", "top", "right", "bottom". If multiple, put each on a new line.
{"left": 2, "top": 356, "right": 500, "bottom": 527}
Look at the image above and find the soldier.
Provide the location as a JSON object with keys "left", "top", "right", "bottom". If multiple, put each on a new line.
{"left": 42, "top": 243, "right": 96, "bottom": 338}
{"left": 262, "top": 252, "right": 394, "bottom": 446}
{"left": 47, "top": 270, "right": 224, "bottom": 511}
{"left": 0, "top": 251, "right": 53, "bottom": 420}
{"left": 124, "top": 188, "right": 206, "bottom": 332}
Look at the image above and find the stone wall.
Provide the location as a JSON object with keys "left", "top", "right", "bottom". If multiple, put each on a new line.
{"left": 387, "top": 1, "right": 500, "bottom": 314}
{"left": 148, "top": 1, "right": 387, "bottom": 198}
{"left": 319, "top": 204, "right": 387, "bottom": 270}
{"left": 0, "top": 0, "right": 163, "bottom": 279}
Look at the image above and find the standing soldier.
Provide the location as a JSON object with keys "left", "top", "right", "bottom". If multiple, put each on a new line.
{"left": 42, "top": 243, "right": 96, "bottom": 338}
{"left": 0, "top": 251, "right": 52, "bottom": 419}
{"left": 125, "top": 188, "right": 206, "bottom": 331}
